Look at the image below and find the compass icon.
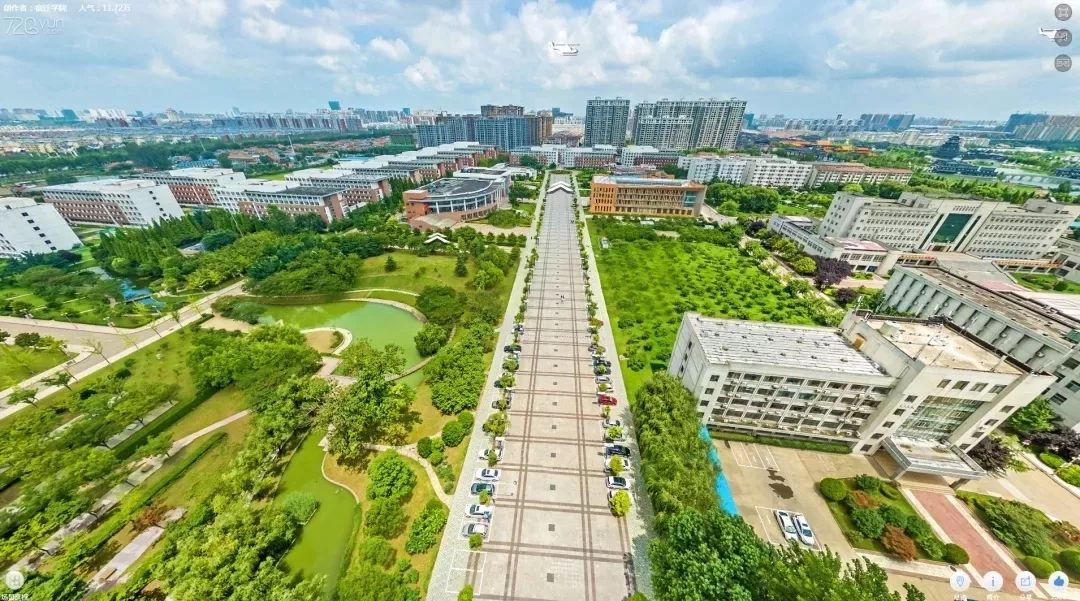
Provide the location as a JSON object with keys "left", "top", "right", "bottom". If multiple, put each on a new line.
{"left": 1057, "top": 3, "right": 1073, "bottom": 21}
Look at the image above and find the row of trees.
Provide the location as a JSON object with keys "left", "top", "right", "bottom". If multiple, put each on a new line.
{"left": 632, "top": 375, "right": 925, "bottom": 601}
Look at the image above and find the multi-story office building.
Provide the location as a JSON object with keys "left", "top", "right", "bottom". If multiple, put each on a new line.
{"left": 670, "top": 312, "right": 1053, "bottom": 477}
{"left": 508, "top": 144, "right": 563, "bottom": 167}
{"left": 819, "top": 192, "right": 1080, "bottom": 259}
{"left": 1052, "top": 237, "right": 1080, "bottom": 284}
{"left": 417, "top": 113, "right": 548, "bottom": 150}
{"left": 337, "top": 142, "right": 496, "bottom": 183}
{"left": 1009, "top": 113, "right": 1080, "bottom": 142}
{"left": 584, "top": 97, "right": 630, "bottom": 147}
{"left": 588, "top": 176, "right": 704, "bottom": 217}
{"left": 42, "top": 179, "right": 183, "bottom": 226}
{"left": 631, "top": 99, "right": 746, "bottom": 150}
{"left": 508, "top": 144, "right": 618, "bottom": 168}
{"left": 0, "top": 198, "right": 81, "bottom": 258}
{"left": 768, "top": 215, "right": 897, "bottom": 273}
{"left": 881, "top": 266, "right": 1080, "bottom": 429}
{"left": 807, "top": 162, "right": 913, "bottom": 187}
{"left": 677, "top": 154, "right": 813, "bottom": 187}
{"left": 142, "top": 167, "right": 247, "bottom": 206}
{"left": 403, "top": 175, "right": 508, "bottom": 228}
{"left": 241, "top": 185, "right": 352, "bottom": 223}
{"left": 617, "top": 145, "right": 681, "bottom": 167}
{"left": 284, "top": 169, "right": 391, "bottom": 205}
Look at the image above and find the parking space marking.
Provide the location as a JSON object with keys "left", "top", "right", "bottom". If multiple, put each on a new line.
{"left": 731, "top": 442, "right": 780, "bottom": 471}
{"left": 753, "top": 505, "right": 822, "bottom": 552}
{"left": 445, "top": 549, "right": 487, "bottom": 593}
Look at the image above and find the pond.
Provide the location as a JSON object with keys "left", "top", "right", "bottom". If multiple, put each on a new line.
{"left": 261, "top": 301, "right": 424, "bottom": 368}
{"left": 277, "top": 429, "right": 359, "bottom": 598}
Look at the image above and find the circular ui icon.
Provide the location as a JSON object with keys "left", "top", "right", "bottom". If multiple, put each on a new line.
{"left": 1057, "top": 3, "right": 1073, "bottom": 21}
{"left": 1056, "top": 54, "right": 1073, "bottom": 72}
{"left": 982, "top": 571, "right": 1004, "bottom": 592}
{"left": 950, "top": 570, "right": 971, "bottom": 592}
{"left": 1015, "top": 571, "right": 1037, "bottom": 593}
{"left": 4, "top": 570, "right": 24, "bottom": 591}
{"left": 1048, "top": 571, "right": 1070, "bottom": 592}
{"left": 1057, "top": 28, "right": 1073, "bottom": 46}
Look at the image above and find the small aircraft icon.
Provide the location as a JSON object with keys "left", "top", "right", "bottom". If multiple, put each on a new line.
{"left": 551, "top": 42, "right": 579, "bottom": 56}
{"left": 1040, "top": 27, "right": 1061, "bottom": 40}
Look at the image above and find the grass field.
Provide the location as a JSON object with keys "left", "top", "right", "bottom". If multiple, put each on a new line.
{"left": 356, "top": 253, "right": 466, "bottom": 293}
{"left": 158, "top": 385, "right": 248, "bottom": 442}
{"left": 589, "top": 223, "right": 823, "bottom": 399}
{"left": 0, "top": 344, "right": 70, "bottom": 389}
{"left": 1014, "top": 272, "right": 1080, "bottom": 294}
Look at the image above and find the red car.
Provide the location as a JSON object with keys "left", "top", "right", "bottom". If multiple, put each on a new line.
{"left": 597, "top": 394, "right": 618, "bottom": 406}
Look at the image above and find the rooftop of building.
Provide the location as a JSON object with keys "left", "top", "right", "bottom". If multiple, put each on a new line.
{"left": 218, "top": 179, "right": 292, "bottom": 193}
{"left": 593, "top": 175, "right": 704, "bottom": 188}
{"left": 813, "top": 162, "right": 912, "bottom": 173}
{"left": 685, "top": 313, "right": 885, "bottom": 376}
{"left": 45, "top": 178, "right": 160, "bottom": 192}
{"left": 862, "top": 316, "right": 1020, "bottom": 374}
{"left": 416, "top": 177, "right": 496, "bottom": 197}
{"left": 252, "top": 185, "right": 346, "bottom": 197}
{"left": 157, "top": 167, "right": 236, "bottom": 178}
{"left": 0, "top": 197, "right": 39, "bottom": 209}
{"left": 458, "top": 167, "right": 512, "bottom": 176}
{"left": 831, "top": 238, "right": 889, "bottom": 252}
{"left": 898, "top": 266, "right": 1080, "bottom": 342}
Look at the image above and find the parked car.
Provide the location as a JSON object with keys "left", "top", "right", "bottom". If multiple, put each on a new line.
{"left": 604, "top": 444, "right": 631, "bottom": 457}
{"left": 470, "top": 482, "right": 496, "bottom": 496}
{"left": 462, "top": 522, "right": 489, "bottom": 538}
{"left": 595, "top": 375, "right": 610, "bottom": 384}
{"left": 478, "top": 446, "right": 504, "bottom": 462}
{"left": 592, "top": 358, "right": 611, "bottom": 366}
{"left": 475, "top": 468, "right": 501, "bottom": 482}
{"left": 602, "top": 417, "right": 622, "bottom": 429}
{"left": 606, "top": 476, "right": 630, "bottom": 490}
{"left": 793, "top": 514, "right": 816, "bottom": 547}
{"left": 502, "top": 344, "right": 522, "bottom": 352}
{"left": 465, "top": 504, "right": 494, "bottom": 520}
{"left": 605, "top": 456, "right": 632, "bottom": 471}
{"left": 513, "top": 324, "right": 525, "bottom": 334}
{"left": 774, "top": 510, "right": 799, "bottom": 543}
{"left": 597, "top": 394, "right": 618, "bottom": 406}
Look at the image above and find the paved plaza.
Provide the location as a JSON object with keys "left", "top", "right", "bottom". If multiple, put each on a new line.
{"left": 428, "top": 174, "right": 645, "bottom": 601}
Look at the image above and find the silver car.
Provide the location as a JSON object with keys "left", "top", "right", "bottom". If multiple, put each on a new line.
{"left": 774, "top": 510, "right": 798, "bottom": 543}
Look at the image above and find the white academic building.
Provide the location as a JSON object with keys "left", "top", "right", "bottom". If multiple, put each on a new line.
{"left": 677, "top": 154, "right": 814, "bottom": 188}
{"left": 670, "top": 311, "right": 1054, "bottom": 479}
{"left": 882, "top": 266, "right": 1080, "bottom": 430}
{"left": 41, "top": 179, "right": 184, "bottom": 227}
{"left": 0, "top": 198, "right": 81, "bottom": 258}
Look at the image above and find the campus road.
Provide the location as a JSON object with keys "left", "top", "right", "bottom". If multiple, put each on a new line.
{"left": 426, "top": 173, "right": 650, "bottom": 601}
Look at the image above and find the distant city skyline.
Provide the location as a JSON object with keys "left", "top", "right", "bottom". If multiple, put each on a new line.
{"left": 1, "top": 0, "right": 1077, "bottom": 121}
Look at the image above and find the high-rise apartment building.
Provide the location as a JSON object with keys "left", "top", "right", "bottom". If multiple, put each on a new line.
{"left": 417, "top": 113, "right": 547, "bottom": 150}
{"left": 0, "top": 198, "right": 81, "bottom": 258}
{"left": 584, "top": 97, "right": 630, "bottom": 147}
{"left": 806, "top": 162, "right": 914, "bottom": 188}
{"left": 858, "top": 113, "right": 915, "bottom": 131}
{"left": 632, "top": 99, "right": 746, "bottom": 150}
{"left": 819, "top": 192, "right": 1080, "bottom": 259}
{"left": 1011, "top": 114, "right": 1080, "bottom": 142}
{"left": 480, "top": 104, "right": 524, "bottom": 117}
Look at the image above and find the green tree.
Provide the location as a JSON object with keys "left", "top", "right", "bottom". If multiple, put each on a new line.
{"left": 365, "top": 498, "right": 407, "bottom": 538}
{"left": 458, "top": 584, "right": 475, "bottom": 601}
{"left": 1007, "top": 397, "right": 1057, "bottom": 434}
{"left": 385, "top": 255, "right": 399, "bottom": 272}
{"left": 320, "top": 339, "right": 415, "bottom": 458}
{"left": 610, "top": 490, "right": 631, "bottom": 517}
{"left": 7, "top": 387, "right": 37, "bottom": 406}
{"left": 43, "top": 371, "right": 73, "bottom": 390}
{"left": 414, "top": 323, "right": 450, "bottom": 357}
{"left": 791, "top": 256, "right": 817, "bottom": 276}
{"left": 366, "top": 450, "right": 417, "bottom": 501}
{"left": 454, "top": 253, "right": 469, "bottom": 277}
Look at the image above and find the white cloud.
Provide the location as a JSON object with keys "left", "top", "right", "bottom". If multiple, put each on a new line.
{"left": 148, "top": 56, "right": 183, "bottom": 80}
{"left": 404, "top": 57, "right": 451, "bottom": 91}
{"left": 369, "top": 37, "right": 411, "bottom": 61}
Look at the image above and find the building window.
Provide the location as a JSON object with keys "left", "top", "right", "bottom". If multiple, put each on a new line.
{"left": 989, "top": 384, "right": 1006, "bottom": 394}
{"left": 699, "top": 400, "right": 709, "bottom": 406}
{"left": 938, "top": 379, "right": 951, "bottom": 388}
{"left": 709, "top": 375, "right": 720, "bottom": 382}
{"left": 883, "top": 421, "right": 895, "bottom": 428}
{"left": 985, "top": 420, "right": 999, "bottom": 427}
{"left": 970, "top": 383, "right": 987, "bottom": 392}
{"left": 861, "top": 444, "right": 874, "bottom": 452}
{"left": 705, "top": 388, "right": 715, "bottom": 395}
{"left": 953, "top": 381, "right": 969, "bottom": 390}
{"left": 871, "top": 433, "right": 884, "bottom": 440}
{"left": 1068, "top": 381, "right": 1080, "bottom": 393}
{"left": 1050, "top": 394, "right": 1068, "bottom": 405}
{"left": 893, "top": 408, "right": 905, "bottom": 416}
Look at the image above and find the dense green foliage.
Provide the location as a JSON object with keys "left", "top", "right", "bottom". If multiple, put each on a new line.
{"left": 365, "top": 498, "right": 407, "bottom": 538}
{"left": 960, "top": 492, "right": 1080, "bottom": 567}
{"left": 366, "top": 450, "right": 417, "bottom": 501}
{"left": 357, "top": 536, "right": 397, "bottom": 569}
{"left": 819, "top": 478, "right": 848, "bottom": 502}
{"left": 404, "top": 498, "right": 449, "bottom": 554}
{"left": 1008, "top": 397, "right": 1058, "bottom": 434}
{"left": 414, "top": 322, "right": 450, "bottom": 357}
{"left": 187, "top": 325, "right": 321, "bottom": 392}
{"left": 425, "top": 321, "right": 497, "bottom": 414}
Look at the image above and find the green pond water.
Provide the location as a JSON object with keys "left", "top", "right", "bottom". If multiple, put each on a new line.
{"left": 261, "top": 301, "right": 424, "bottom": 368}
{"left": 277, "top": 429, "right": 358, "bottom": 597}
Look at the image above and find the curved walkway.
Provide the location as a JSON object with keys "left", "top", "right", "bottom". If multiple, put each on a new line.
{"left": 300, "top": 327, "right": 353, "bottom": 355}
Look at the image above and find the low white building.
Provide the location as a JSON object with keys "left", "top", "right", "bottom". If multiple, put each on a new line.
{"left": 767, "top": 214, "right": 899, "bottom": 273}
{"left": 0, "top": 198, "right": 82, "bottom": 258}
{"left": 670, "top": 311, "right": 1054, "bottom": 479}
{"left": 677, "top": 154, "right": 813, "bottom": 187}
{"left": 42, "top": 179, "right": 183, "bottom": 226}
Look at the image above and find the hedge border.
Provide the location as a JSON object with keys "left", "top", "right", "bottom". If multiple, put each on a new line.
{"left": 111, "top": 386, "right": 218, "bottom": 460}
{"left": 709, "top": 429, "right": 853, "bottom": 454}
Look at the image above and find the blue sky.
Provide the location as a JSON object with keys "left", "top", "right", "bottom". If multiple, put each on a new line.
{"left": 0, "top": 0, "right": 1076, "bottom": 119}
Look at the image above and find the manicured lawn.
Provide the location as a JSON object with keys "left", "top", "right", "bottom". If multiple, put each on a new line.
{"left": 158, "top": 385, "right": 248, "bottom": 442}
{"left": 356, "top": 253, "right": 467, "bottom": 293}
{"left": 1014, "top": 273, "right": 1080, "bottom": 294}
{"left": 278, "top": 429, "right": 360, "bottom": 599}
{"left": 589, "top": 222, "right": 825, "bottom": 399}
{"left": 0, "top": 344, "right": 71, "bottom": 389}
{"left": 820, "top": 477, "right": 948, "bottom": 560}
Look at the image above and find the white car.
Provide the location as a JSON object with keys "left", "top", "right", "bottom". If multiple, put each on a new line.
{"left": 774, "top": 510, "right": 798, "bottom": 543}
{"left": 478, "top": 447, "right": 504, "bottom": 462}
{"left": 605, "top": 456, "right": 632, "bottom": 471}
{"left": 595, "top": 375, "right": 610, "bottom": 384}
{"left": 793, "top": 514, "right": 816, "bottom": 547}
{"left": 602, "top": 418, "right": 622, "bottom": 429}
{"left": 462, "top": 522, "right": 489, "bottom": 538}
{"left": 606, "top": 476, "right": 630, "bottom": 490}
{"left": 465, "top": 504, "right": 494, "bottom": 520}
{"left": 475, "top": 468, "right": 501, "bottom": 482}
